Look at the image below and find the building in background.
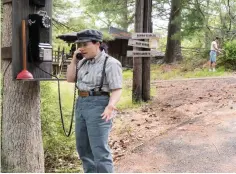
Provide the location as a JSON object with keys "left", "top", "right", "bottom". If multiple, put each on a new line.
{"left": 57, "top": 26, "right": 133, "bottom": 68}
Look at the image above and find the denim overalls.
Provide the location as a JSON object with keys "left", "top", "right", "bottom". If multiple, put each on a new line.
{"left": 75, "top": 56, "right": 114, "bottom": 173}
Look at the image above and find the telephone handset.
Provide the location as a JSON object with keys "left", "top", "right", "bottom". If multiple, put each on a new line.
{"left": 76, "top": 53, "right": 83, "bottom": 60}
{"left": 28, "top": 11, "right": 52, "bottom": 62}
{"left": 70, "top": 44, "right": 83, "bottom": 60}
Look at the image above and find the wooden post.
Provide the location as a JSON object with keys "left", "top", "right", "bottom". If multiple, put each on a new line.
{"left": 133, "top": 0, "right": 152, "bottom": 102}
{"left": 62, "top": 47, "right": 65, "bottom": 62}
{"left": 133, "top": 0, "right": 144, "bottom": 102}
{"left": 142, "top": 0, "right": 152, "bottom": 101}
{"left": 58, "top": 46, "right": 60, "bottom": 63}
{"left": 62, "top": 47, "right": 65, "bottom": 55}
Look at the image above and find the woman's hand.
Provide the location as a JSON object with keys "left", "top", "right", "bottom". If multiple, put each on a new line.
{"left": 72, "top": 48, "right": 81, "bottom": 64}
{"left": 101, "top": 104, "right": 118, "bottom": 122}
{"left": 67, "top": 48, "right": 82, "bottom": 82}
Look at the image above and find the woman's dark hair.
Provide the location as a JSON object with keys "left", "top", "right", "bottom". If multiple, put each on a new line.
{"left": 92, "top": 40, "right": 108, "bottom": 53}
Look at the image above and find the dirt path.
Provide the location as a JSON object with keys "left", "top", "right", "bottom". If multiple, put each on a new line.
{"left": 110, "top": 76, "right": 236, "bottom": 172}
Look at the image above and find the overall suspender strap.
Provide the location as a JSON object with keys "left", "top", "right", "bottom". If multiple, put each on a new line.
{"left": 99, "top": 56, "right": 109, "bottom": 91}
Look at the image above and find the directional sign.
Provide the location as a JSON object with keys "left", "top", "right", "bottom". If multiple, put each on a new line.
{"left": 132, "top": 33, "right": 160, "bottom": 39}
{"left": 127, "top": 50, "right": 164, "bottom": 57}
{"left": 128, "top": 39, "right": 150, "bottom": 48}
{"left": 149, "top": 38, "right": 159, "bottom": 49}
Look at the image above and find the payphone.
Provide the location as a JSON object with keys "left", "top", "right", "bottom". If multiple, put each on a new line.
{"left": 28, "top": 10, "right": 52, "bottom": 63}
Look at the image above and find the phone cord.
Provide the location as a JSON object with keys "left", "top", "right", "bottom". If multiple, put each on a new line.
{"left": 28, "top": 39, "right": 74, "bottom": 137}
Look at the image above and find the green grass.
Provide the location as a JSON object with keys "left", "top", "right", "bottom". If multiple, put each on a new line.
{"left": 50, "top": 81, "right": 75, "bottom": 108}
{"left": 122, "top": 69, "right": 133, "bottom": 80}
{"left": 150, "top": 64, "right": 230, "bottom": 80}
{"left": 118, "top": 68, "right": 157, "bottom": 110}
{"left": 182, "top": 67, "right": 229, "bottom": 78}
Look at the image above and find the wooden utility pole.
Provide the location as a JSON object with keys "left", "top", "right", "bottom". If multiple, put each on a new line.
{"left": 142, "top": 0, "right": 152, "bottom": 101}
{"left": 133, "top": 0, "right": 152, "bottom": 102}
{"left": 133, "top": 0, "right": 144, "bottom": 102}
{"left": 1, "top": 1, "right": 44, "bottom": 172}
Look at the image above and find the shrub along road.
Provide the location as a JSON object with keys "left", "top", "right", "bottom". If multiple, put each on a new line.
{"left": 110, "top": 76, "right": 236, "bottom": 172}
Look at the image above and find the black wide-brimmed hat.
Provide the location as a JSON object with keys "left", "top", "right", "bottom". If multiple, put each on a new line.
{"left": 75, "top": 29, "right": 103, "bottom": 43}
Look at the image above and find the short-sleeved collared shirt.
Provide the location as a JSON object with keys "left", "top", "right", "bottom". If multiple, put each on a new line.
{"left": 76, "top": 50, "right": 122, "bottom": 92}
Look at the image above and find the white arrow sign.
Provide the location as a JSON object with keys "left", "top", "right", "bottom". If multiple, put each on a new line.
{"left": 127, "top": 50, "right": 164, "bottom": 57}
{"left": 128, "top": 39, "right": 150, "bottom": 48}
{"left": 132, "top": 33, "right": 160, "bottom": 39}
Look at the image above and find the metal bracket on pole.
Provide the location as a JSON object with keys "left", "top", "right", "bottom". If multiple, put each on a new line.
{"left": 1, "top": 47, "right": 12, "bottom": 60}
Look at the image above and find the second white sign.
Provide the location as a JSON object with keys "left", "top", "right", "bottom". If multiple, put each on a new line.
{"left": 128, "top": 39, "right": 150, "bottom": 48}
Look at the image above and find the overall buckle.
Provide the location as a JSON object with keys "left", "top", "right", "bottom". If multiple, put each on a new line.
{"left": 78, "top": 91, "right": 89, "bottom": 97}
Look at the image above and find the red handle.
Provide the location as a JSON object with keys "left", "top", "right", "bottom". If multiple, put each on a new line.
{"left": 22, "top": 20, "right": 27, "bottom": 70}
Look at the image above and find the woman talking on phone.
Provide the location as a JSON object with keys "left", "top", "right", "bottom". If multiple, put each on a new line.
{"left": 66, "top": 29, "right": 122, "bottom": 173}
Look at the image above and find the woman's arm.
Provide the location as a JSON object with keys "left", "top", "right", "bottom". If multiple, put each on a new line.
{"left": 101, "top": 88, "right": 122, "bottom": 122}
{"left": 66, "top": 61, "right": 77, "bottom": 82}
{"left": 108, "top": 88, "right": 122, "bottom": 108}
{"left": 66, "top": 49, "right": 80, "bottom": 82}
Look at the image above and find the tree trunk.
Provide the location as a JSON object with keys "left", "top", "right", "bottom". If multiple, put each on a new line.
{"left": 164, "top": 0, "right": 182, "bottom": 63}
{"left": 204, "top": 0, "right": 211, "bottom": 50}
{"left": 1, "top": 3, "right": 44, "bottom": 173}
{"left": 121, "top": 0, "right": 129, "bottom": 31}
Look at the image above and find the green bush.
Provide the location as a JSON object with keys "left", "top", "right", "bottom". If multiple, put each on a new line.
{"left": 181, "top": 48, "right": 209, "bottom": 71}
{"left": 40, "top": 82, "right": 82, "bottom": 173}
{"left": 218, "top": 40, "right": 236, "bottom": 70}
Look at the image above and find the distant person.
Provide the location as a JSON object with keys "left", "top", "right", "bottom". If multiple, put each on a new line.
{"left": 208, "top": 37, "right": 222, "bottom": 72}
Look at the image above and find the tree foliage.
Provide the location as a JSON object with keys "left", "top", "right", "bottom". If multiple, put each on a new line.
{"left": 80, "top": 0, "right": 135, "bottom": 30}
{"left": 218, "top": 40, "right": 236, "bottom": 70}
{"left": 52, "top": 0, "right": 114, "bottom": 50}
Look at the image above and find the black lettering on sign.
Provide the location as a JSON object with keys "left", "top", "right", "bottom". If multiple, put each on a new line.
{"left": 137, "top": 34, "right": 145, "bottom": 37}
